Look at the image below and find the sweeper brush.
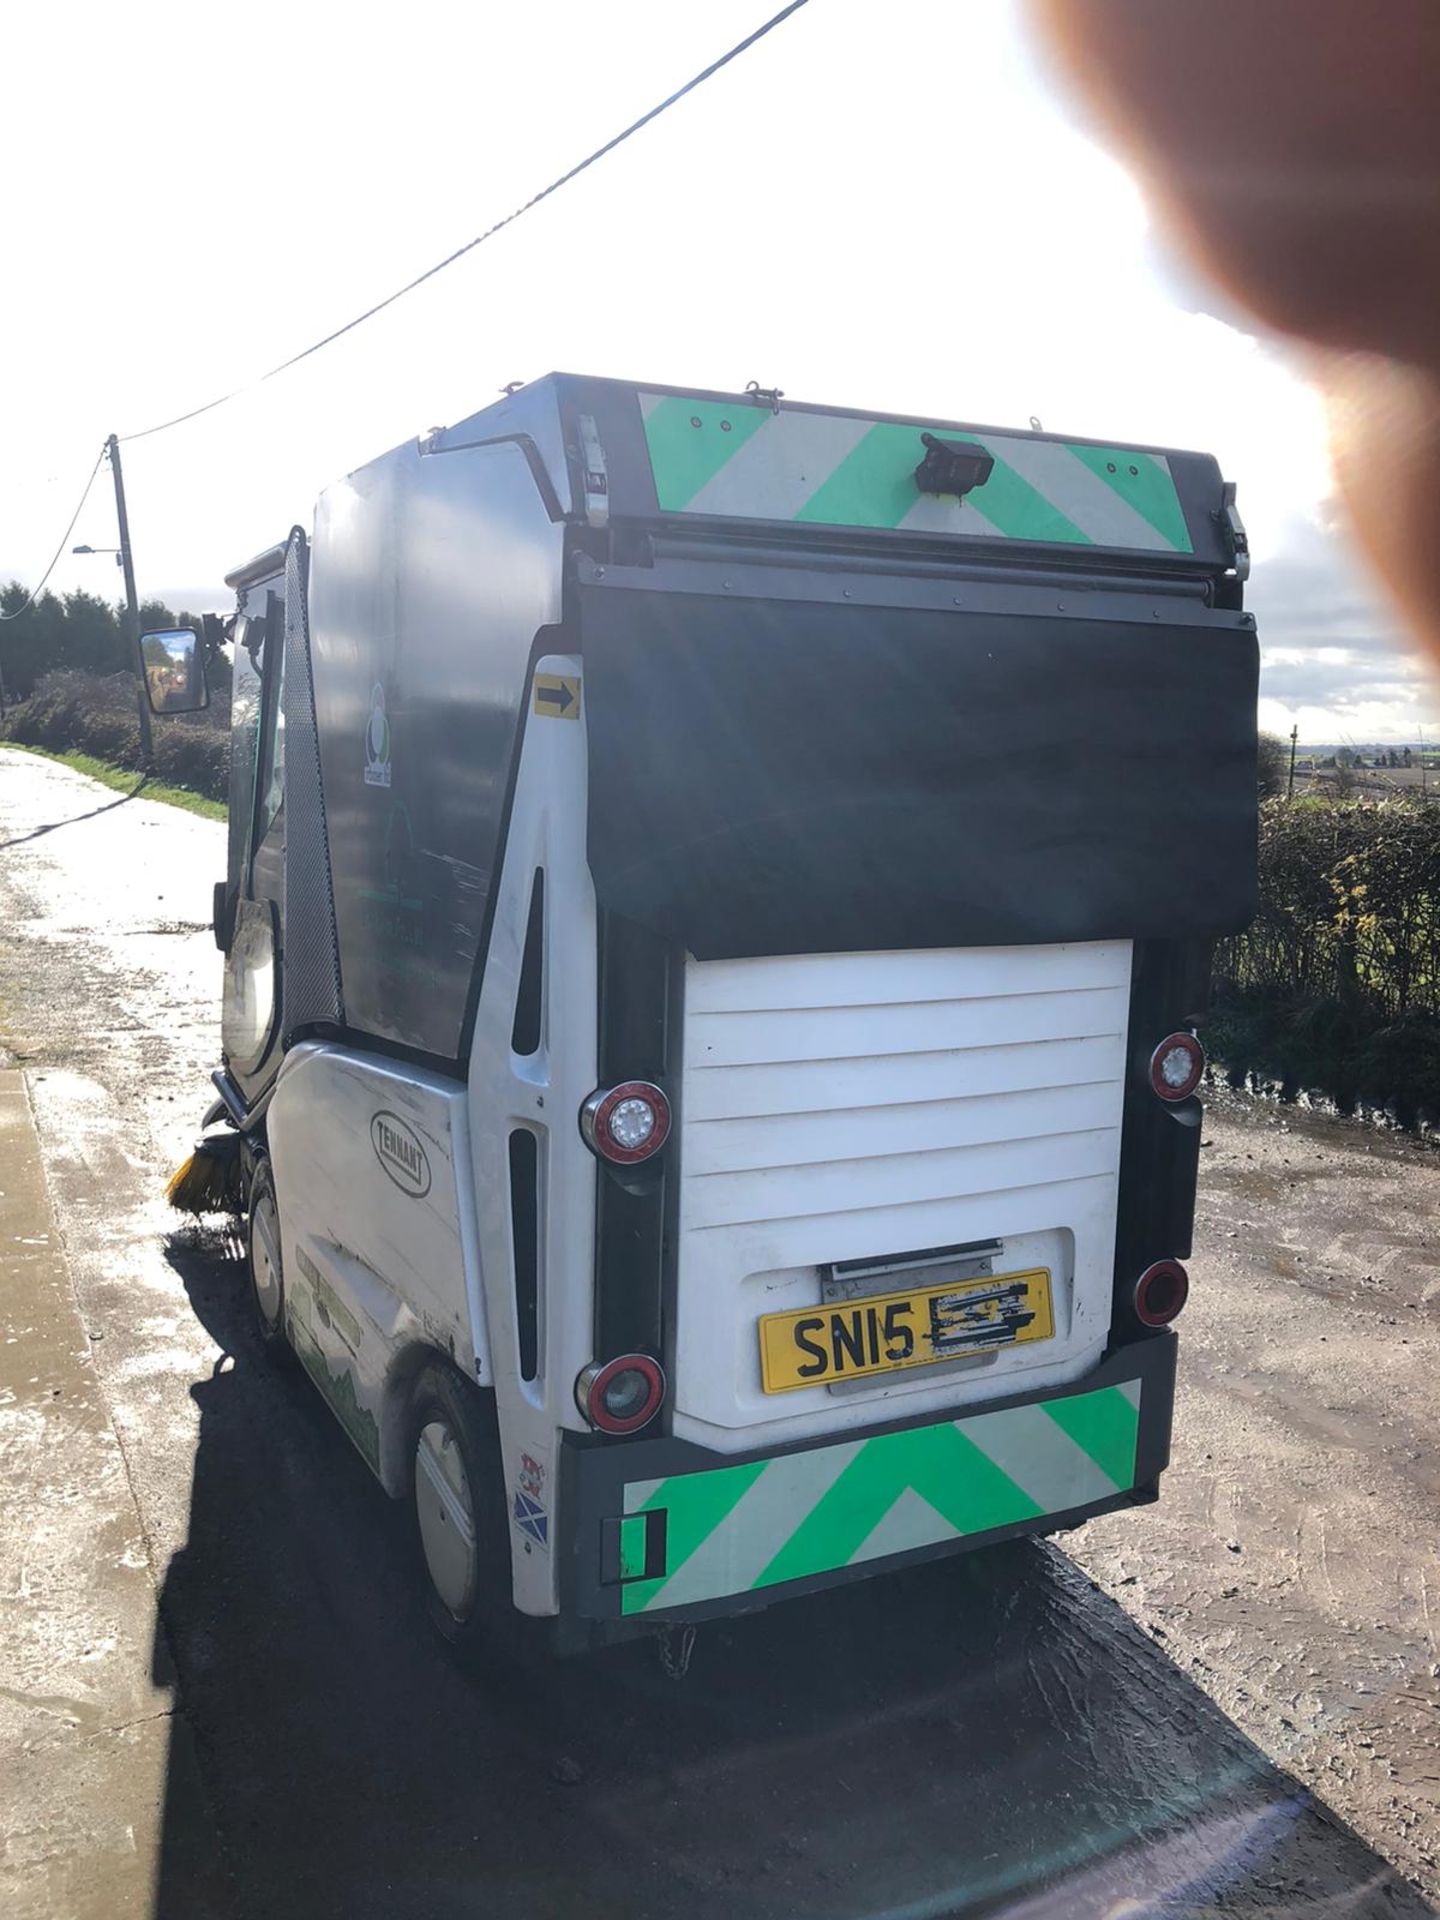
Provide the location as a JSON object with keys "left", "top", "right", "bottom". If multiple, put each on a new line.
{"left": 166, "top": 1130, "right": 245, "bottom": 1216}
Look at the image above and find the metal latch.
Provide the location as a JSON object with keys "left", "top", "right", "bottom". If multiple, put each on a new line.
{"left": 1219, "top": 480, "right": 1251, "bottom": 581}
{"left": 744, "top": 380, "right": 785, "bottom": 414}
{"left": 578, "top": 413, "right": 609, "bottom": 528}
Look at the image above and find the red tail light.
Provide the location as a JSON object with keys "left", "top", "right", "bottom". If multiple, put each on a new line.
{"left": 575, "top": 1354, "right": 666, "bottom": 1434}
{"left": 580, "top": 1081, "right": 671, "bottom": 1165}
{"left": 1149, "top": 1032, "right": 1205, "bottom": 1102}
{"left": 1134, "top": 1259, "right": 1189, "bottom": 1327}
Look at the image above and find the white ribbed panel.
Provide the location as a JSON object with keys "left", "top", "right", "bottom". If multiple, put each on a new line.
{"left": 673, "top": 941, "right": 1132, "bottom": 1453}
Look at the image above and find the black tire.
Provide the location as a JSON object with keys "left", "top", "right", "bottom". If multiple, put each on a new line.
{"left": 245, "top": 1158, "right": 288, "bottom": 1351}
{"left": 408, "top": 1363, "right": 535, "bottom": 1664}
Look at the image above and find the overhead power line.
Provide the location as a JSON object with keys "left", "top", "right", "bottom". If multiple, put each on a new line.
{"left": 0, "top": 446, "right": 107, "bottom": 621}
{"left": 120, "top": 0, "right": 811, "bottom": 445}
{"left": 4, "top": 5, "right": 811, "bottom": 610}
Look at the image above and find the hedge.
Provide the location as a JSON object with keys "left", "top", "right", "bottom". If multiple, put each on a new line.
{"left": 0, "top": 669, "right": 229, "bottom": 802}
{"left": 1211, "top": 795, "right": 1440, "bottom": 1124}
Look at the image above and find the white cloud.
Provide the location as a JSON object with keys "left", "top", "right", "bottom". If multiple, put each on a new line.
{"left": 0, "top": 0, "right": 1431, "bottom": 740}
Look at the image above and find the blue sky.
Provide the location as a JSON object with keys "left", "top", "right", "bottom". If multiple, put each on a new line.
{"left": 1, "top": 0, "right": 1430, "bottom": 740}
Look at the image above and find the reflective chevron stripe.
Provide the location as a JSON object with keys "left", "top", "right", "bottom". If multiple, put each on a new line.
{"left": 619, "top": 1379, "right": 1141, "bottom": 1614}
{"left": 639, "top": 393, "right": 1192, "bottom": 553}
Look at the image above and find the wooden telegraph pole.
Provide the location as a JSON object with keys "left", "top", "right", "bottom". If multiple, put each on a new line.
{"left": 106, "top": 434, "right": 154, "bottom": 771}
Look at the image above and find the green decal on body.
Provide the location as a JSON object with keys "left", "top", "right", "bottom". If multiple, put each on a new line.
{"left": 622, "top": 1456, "right": 766, "bottom": 1614}
{"left": 295, "top": 1242, "right": 364, "bottom": 1353}
{"left": 754, "top": 1421, "right": 1044, "bottom": 1591}
{"left": 619, "top": 1382, "right": 1142, "bottom": 1615}
{"left": 1040, "top": 1381, "right": 1140, "bottom": 1491}
{"left": 790, "top": 421, "right": 930, "bottom": 530}
{"left": 638, "top": 393, "right": 1191, "bottom": 552}
{"left": 795, "top": 422, "right": 1089, "bottom": 544}
{"left": 289, "top": 1314, "right": 382, "bottom": 1476}
{"left": 289, "top": 1261, "right": 379, "bottom": 1475}
{"left": 1066, "top": 444, "right": 1193, "bottom": 552}
{"left": 642, "top": 396, "right": 771, "bottom": 510}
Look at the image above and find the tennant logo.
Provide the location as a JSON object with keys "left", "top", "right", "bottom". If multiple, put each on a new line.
{"left": 370, "top": 1112, "right": 432, "bottom": 1198}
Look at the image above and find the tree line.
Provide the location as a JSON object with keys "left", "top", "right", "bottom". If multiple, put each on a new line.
{"left": 0, "top": 583, "right": 217, "bottom": 704}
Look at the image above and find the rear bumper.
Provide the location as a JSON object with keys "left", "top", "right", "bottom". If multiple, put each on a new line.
{"left": 560, "top": 1334, "right": 1176, "bottom": 1624}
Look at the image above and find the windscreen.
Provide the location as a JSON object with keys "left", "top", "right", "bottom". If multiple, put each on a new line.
{"left": 582, "top": 585, "right": 1258, "bottom": 960}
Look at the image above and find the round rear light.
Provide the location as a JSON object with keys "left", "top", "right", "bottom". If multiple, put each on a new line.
{"left": 1149, "top": 1032, "right": 1205, "bottom": 1103}
{"left": 580, "top": 1081, "right": 672, "bottom": 1165}
{"left": 1134, "top": 1259, "right": 1189, "bottom": 1327}
{"left": 575, "top": 1354, "right": 666, "bottom": 1434}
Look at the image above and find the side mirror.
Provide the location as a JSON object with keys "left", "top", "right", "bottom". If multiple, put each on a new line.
{"left": 139, "top": 627, "right": 209, "bottom": 714}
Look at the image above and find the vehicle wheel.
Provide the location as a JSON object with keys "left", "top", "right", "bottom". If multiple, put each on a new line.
{"left": 246, "top": 1158, "right": 287, "bottom": 1350}
{"left": 409, "top": 1364, "right": 528, "bottom": 1662}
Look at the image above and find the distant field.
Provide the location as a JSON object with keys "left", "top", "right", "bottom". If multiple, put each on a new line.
{"left": 1293, "top": 763, "right": 1437, "bottom": 795}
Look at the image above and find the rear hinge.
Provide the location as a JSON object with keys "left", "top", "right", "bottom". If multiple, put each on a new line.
{"left": 1219, "top": 481, "right": 1251, "bottom": 582}
{"left": 579, "top": 413, "right": 609, "bottom": 528}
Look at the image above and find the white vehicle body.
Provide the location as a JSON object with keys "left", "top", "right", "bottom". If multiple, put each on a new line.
{"left": 203, "top": 375, "right": 1257, "bottom": 1643}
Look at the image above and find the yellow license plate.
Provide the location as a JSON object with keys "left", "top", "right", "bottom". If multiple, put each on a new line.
{"left": 758, "top": 1267, "right": 1054, "bottom": 1394}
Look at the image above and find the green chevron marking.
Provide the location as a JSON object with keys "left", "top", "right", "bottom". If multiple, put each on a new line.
{"left": 638, "top": 393, "right": 1196, "bottom": 548}
{"left": 642, "top": 397, "right": 770, "bottom": 510}
{"left": 617, "top": 1383, "right": 1141, "bottom": 1615}
{"left": 1041, "top": 1387, "right": 1139, "bottom": 1491}
{"left": 946, "top": 433, "right": 1093, "bottom": 544}
{"left": 792, "top": 421, "right": 928, "bottom": 528}
{"left": 620, "top": 1455, "right": 766, "bottom": 1613}
{"left": 795, "top": 422, "right": 1091, "bottom": 542}
{"left": 753, "top": 1420, "right": 1043, "bottom": 1591}
{"left": 1066, "top": 444, "right": 1193, "bottom": 551}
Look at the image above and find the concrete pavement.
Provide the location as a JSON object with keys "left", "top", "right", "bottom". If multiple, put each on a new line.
{"left": 0, "top": 1069, "right": 223, "bottom": 1918}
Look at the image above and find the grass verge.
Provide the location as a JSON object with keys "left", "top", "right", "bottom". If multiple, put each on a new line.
{"left": 0, "top": 741, "right": 227, "bottom": 821}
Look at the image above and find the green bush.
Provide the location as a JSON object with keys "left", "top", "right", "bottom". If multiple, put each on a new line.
{"left": 1213, "top": 795, "right": 1440, "bottom": 1120}
{"left": 0, "top": 670, "right": 229, "bottom": 803}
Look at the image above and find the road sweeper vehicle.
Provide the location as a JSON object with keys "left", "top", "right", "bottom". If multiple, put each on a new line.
{"left": 152, "top": 374, "right": 1257, "bottom": 1655}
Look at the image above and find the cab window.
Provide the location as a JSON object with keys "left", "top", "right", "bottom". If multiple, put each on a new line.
{"left": 255, "top": 590, "right": 286, "bottom": 845}
{"left": 228, "top": 574, "right": 286, "bottom": 890}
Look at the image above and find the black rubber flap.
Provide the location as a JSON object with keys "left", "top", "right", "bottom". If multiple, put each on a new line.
{"left": 582, "top": 588, "right": 1257, "bottom": 959}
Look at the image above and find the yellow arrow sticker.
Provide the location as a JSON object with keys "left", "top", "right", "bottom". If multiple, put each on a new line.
{"left": 533, "top": 674, "right": 581, "bottom": 720}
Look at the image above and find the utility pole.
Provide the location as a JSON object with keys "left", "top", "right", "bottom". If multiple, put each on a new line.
{"left": 107, "top": 433, "right": 154, "bottom": 770}
{"left": 1287, "top": 723, "right": 1298, "bottom": 800}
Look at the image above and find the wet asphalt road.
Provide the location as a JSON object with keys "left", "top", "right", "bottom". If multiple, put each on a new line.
{"left": 2, "top": 749, "right": 1438, "bottom": 1919}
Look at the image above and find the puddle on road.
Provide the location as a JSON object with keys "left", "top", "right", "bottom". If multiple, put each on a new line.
{"left": 1208, "top": 1072, "right": 1440, "bottom": 1150}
